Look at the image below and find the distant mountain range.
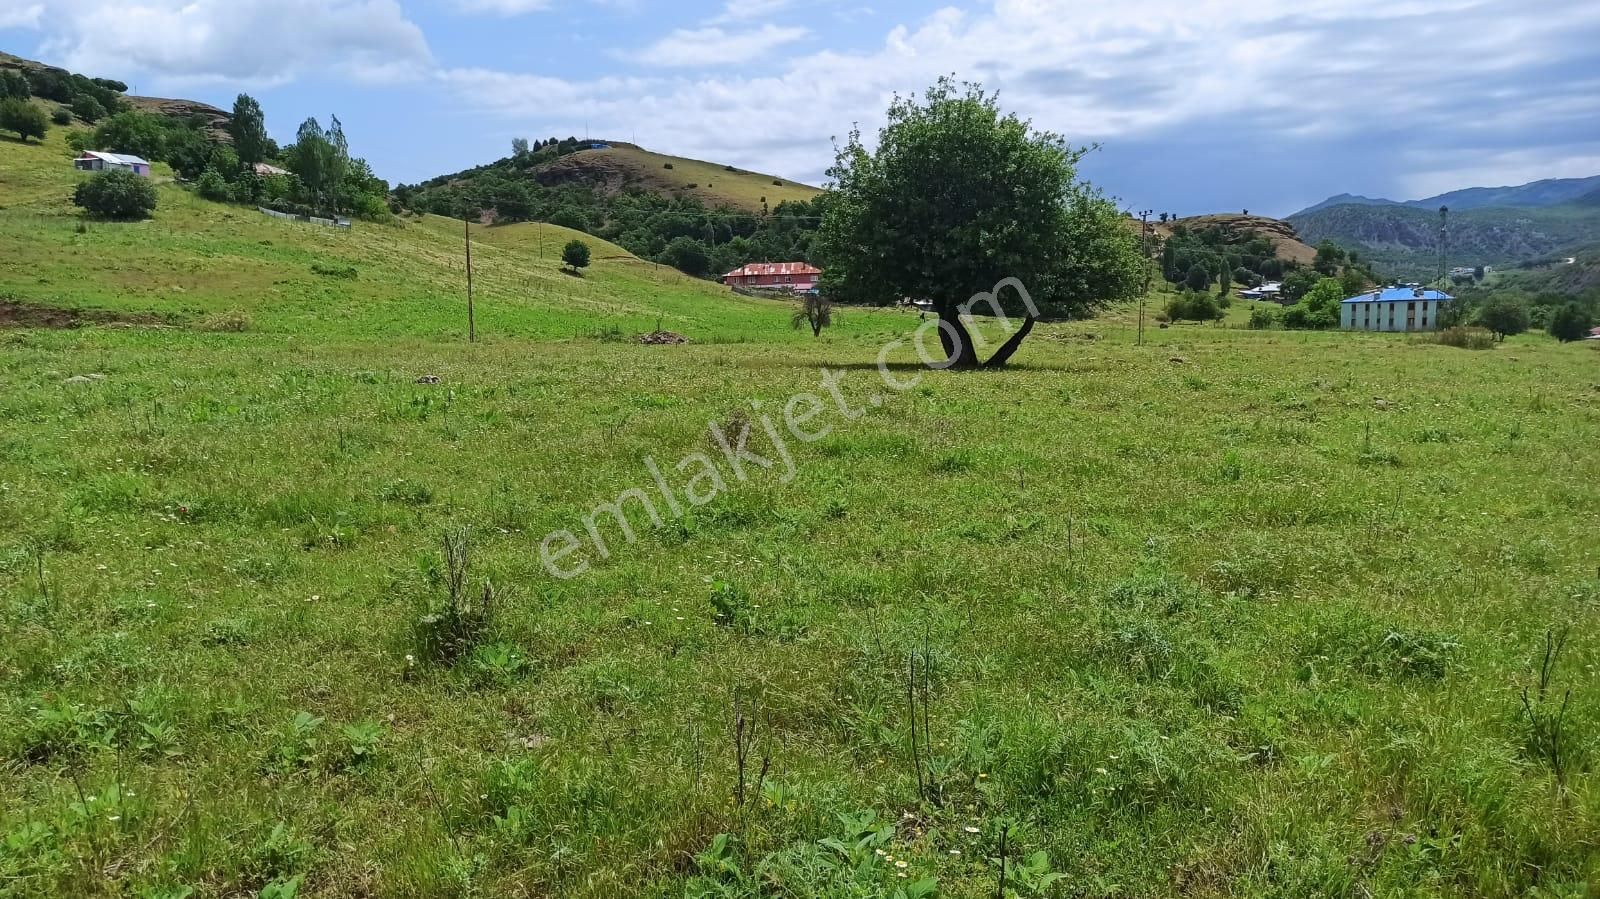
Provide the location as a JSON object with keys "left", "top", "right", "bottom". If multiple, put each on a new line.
{"left": 1286, "top": 175, "right": 1600, "bottom": 279}
{"left": 1291, "top": 175, "right": 1600, "bottom": 217}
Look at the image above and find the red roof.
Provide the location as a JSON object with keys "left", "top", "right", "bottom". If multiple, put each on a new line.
{"left": 722, "top": 262, "right": 822, "bottom": 279}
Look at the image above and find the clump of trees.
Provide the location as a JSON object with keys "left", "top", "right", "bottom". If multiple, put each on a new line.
{"left": 1166, "top": 290, "right": 1228, "bottom": 323}
{"left": 1547, "top": 303, "right": 1593, "bottom": 342}
{"left": 816, "top": 78, "right": 1142, "bottom": 367}
{"left": 0, "top": 97, "right": 48, "bottom": 142}
{"left": 74, "top": 169, "right": 158, "bottom": 219}
{"left": 1162, "top": 226, "right": 1286, "bottom": 293}
{"left": 1281, "top": 277, "right": 1347, "bottom": 329}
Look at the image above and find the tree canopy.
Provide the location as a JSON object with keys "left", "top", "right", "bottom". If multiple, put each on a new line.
{"left": 1477, "top": 297, "right": 1530, "bottom": 341}
{"left": 0, "top": 98, "right": 47, "bottom": 142}
{"left": 230, "top": 94, "right": 268, "bottom": 171}
{"left": 815, "top": 78, "right": 1141, "bottom": 368}
{"left": 1547, "top": 303, "right": 1593, "bottom": 342}
{"left": 562, "top": 239, "right": 591, "bottom": 272}
{"left": 74, "top": 169, "right": 158, "bottom": 220}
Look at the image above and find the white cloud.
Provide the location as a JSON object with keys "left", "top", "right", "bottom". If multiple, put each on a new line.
{"left": 634, "top": 23, "right": 811, "bottom": 67}
{"left": 445, "top": 0, "right": 1600, "bottom": 199}
{"left": 0, "top": 4, "right": 44, "bottom": 29}
{"left": 37, "top": 0, "right": 432, "bottom": 86}
{"left": 452, "top": 0, "right": 552, "bottom": 14}
{"left": 712, "top": 0, "right": 796, "bottom": 23}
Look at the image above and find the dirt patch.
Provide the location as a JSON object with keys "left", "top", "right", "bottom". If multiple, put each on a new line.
{"left": 0, "top": 300, "right": 171, "bottom": 330}
{"left": 639, "top": 330, "right": 688, "bottom": 345}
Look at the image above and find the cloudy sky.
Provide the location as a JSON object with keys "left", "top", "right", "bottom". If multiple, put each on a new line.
{"left": 3, "top": 0, "right": 1598, "bottom": 216}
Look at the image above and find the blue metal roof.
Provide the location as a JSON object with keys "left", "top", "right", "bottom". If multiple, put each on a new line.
{"left": 1342, "top": 287, "right": 1454, "bottom": 304}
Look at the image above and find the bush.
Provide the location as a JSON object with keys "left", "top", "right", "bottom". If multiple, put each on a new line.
{"left": 70, "top": 94, "right": 106, "bottom": 123}
{"left": 1247, "top": 305, "right": 1279, "bottom": 330}
{"left": 1433, "top": 326, "right": 1496, "bottom": 350}
{"left": 196, "top": 167, "right": 231, "bottom": 202}
{"left": 0, "top": 97, "right": 48, "bottom": 142}
{"left": 562, "top": 239, "right": 591, "bottom": 272}
{"left": 73, "top": 169, "right": 157, "bottom": 220}
{"left": 51, "top": 106, "right": 72, "bottom": 126}
{"left": 1547, "top": 303, "right": 1593, "bottom": 343}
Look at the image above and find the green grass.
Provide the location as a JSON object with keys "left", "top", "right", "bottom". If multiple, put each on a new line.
{"left": 2, "top": 132, "right": 1600, "bottom": 899}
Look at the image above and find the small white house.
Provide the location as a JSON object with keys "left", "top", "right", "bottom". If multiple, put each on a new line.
{"left": 73, "top": 151, "right": 152, "bottom": 177}
{"left": 1341, "top": 286, "right": 1454, "bottom": 332}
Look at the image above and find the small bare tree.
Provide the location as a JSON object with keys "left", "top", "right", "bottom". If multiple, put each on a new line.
{"left": 791, "top": 293, "right": 833, "bottom": 337}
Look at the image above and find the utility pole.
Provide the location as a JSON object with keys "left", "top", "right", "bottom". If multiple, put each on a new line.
{"left": 1138, "top": 209, "right": 1154, "bottom": 346}
{"left": 1436, "top": 206, "right": 1449, "bottom": 284}
{"left": 464, "top": 215, "right": 476, "bottom": 343}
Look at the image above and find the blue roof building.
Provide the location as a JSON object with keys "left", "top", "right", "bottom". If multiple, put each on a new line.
{"left": 1341, "top": 286, "right": 1454, "bottom": 332}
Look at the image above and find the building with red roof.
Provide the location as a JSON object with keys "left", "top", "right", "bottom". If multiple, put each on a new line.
{"left": 721, "top": 262, "right": 821, "bottom": 292}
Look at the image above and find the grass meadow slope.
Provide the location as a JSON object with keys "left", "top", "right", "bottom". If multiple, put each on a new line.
{"left": 2, "top": 129, "right": 1600, "bottom": 898}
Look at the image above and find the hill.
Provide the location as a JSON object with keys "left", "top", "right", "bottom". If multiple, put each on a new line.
{"left": 1154, "top": 213, "right": 1318, "bottom": 266}
{"left": 1286, "top": 202, "right": 1600, "bottom": 279}
{"left": 1292, "top": 174, "right": 1600, "bottom": 217}
{"left": 2, "top": 49, "right": 229, "bottom": 134}
{"left": 533, "top": 142, "right": 819, "bottom": 213}
{"left": 0, "top": 126, "right": 851, "bottom": 342}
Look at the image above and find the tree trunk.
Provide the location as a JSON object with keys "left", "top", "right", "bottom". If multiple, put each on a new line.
{"left": 982, "top": 315, "right": 1037, "bottom": 369}
{"left": 936, "top": 307, "right": 981, "bottom": 369}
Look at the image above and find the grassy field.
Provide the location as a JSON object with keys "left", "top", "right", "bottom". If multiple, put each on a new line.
{"left": 2, "top": 130, "right": 1600, "bottom": 899}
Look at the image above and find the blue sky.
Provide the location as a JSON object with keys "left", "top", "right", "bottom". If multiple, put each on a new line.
{"left": 4, "top": 0, "right": 1598, "bottom": 217}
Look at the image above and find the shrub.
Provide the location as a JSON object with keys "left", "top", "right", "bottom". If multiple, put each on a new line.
{"left": 310, "top": 262, "right": 358, "bottom": 279}
{"left": 51, "top": 106, "right": 72, "bottom": 126}
{"left": 1433, "top": 326, "right": 1495, "bottom": 350}
{"left": 1247, "top": 305, "right": 1279, "bottom": 329}
{"left": 73, "top": 169, "right": 157, "bottom": 220}
{"left": 1547, "top": 303, "right": 1593, "bottom": 343}
{"left": 196, "top": 167, "right": 231, "bottom": 201}
{"left": 662, "top": 162, "right": 674, "bottom": 169}
{"left": 0, "top": 97, "right": 48, "bottom": 142}
{"left": 562, "top": 239, "right": 591, "bottom": 272}
{"left": 70, "top": 93, "right": 106, "bottom": 123}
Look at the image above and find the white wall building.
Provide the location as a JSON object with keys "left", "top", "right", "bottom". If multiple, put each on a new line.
{"left": 1341, "top": 286, "right": 1454, "bottom": 332}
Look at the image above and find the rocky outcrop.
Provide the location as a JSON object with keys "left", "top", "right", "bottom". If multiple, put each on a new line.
{"left": 124, "top": 96, "right": 232, "bottom": 140}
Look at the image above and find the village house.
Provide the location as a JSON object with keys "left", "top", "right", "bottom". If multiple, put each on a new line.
{"left": 1341, "top": 285, "right": 1454, "bottom": 332}
{"left": 721, "top": 262, "right": 822, "bottom": 292}
{"left": 73, "top": 151, "right": 151, "bottom": 177}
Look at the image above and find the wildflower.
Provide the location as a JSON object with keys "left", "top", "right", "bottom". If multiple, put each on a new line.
{"left": 1095, "top": 767, "right": 1109, "bottom": 775}
{"left": 949, "top": 849, "right": 961, "bottom": 856}
{"left": 895, "top": 860, "right": 908, "bottom": 869}
{"left": 875, "top": 849, "right": 886, "bottom": 857}
{"left": 963, "top": 826, "right": 980, "bottom": 834}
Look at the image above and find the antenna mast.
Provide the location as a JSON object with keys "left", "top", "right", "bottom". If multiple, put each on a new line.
{"left": 1437, "top": 205, "right": 1449, "bottom": 283}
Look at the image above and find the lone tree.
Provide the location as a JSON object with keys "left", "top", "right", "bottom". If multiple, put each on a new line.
{"left": 230, "top": 93, "right": 269, "bottom": 173}
{"left": 562, "top": 239, "right": 591, "bottom": 273}
{"left": 791, "top": 292, "right": 833, "bottom": 337}
{"left": 0, "top": 98, "right": 48, "bottom": 142}
{"left": 1547, "top": 302, "right": 1593, "bottom": 343}
{"left": 1476, "top": 297, "right": 1530, "bottom": 342}
{"left": 816, "top": 78, "right": 1141, "bottom": 369}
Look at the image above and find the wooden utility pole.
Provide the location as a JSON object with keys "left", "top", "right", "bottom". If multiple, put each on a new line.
{"left": 464, "top": 215, "right": 476, "bottom": 342}
{"left": 1137, "top": 209, "right": 1153, "bottom": 346}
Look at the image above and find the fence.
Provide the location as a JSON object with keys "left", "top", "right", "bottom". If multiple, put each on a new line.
{"left": 257, "top": 207, "right": 351, "bottom": 229}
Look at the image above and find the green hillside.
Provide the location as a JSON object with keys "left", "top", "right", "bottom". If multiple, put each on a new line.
{"left": 1287, "top": 201, "right": 1600, "bottom": 278}
{"left": 0, "top": 127, "right": 858, "bottom": 343}
{"left": 537, "top": 142, "right": 820, "bottom": 212}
